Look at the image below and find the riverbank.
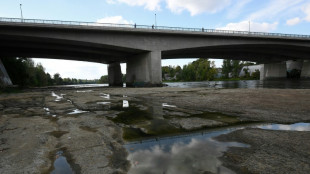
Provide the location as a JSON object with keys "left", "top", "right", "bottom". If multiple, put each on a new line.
{"left": 0, "top": 87, "right": 310, "bottom": 173}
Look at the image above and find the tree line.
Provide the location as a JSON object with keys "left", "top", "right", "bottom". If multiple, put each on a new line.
{"left": 162, "top": 59, "right": 260, "bottom": 81}
{"left": 1, "top": 57, "right": 102, "bottom": 88}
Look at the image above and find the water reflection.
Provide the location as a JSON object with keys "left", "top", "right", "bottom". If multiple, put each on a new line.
{"left": 100, "top": 93, "right": 110, "bottom": 99}
{"left": 68, "top": 109, "right": 89, "bottom": 115}
{"left": 126, "top": 130, "right": 247, "bottom": 174}
{"left": 162, "top": 103, "right": 177, "bottom": 108}
{"left": 97, "top": 102, "right": 111, "bottom": 105}
{"left": 123, "top": 100, "right": 129, "bottom": 108}
{"left": 51, "top": 151, "right": 74, "bottom": 174}
{"left": 51, "top": 92, "right": 63, "bottom": 101}
{"left": 76, "top": 90, "right": 93, "bottom": 93}
{"left": 257, "top": 123, "right": 310, "bottom": 131}
{"left": 125, "top": 122, "right": 310, "bottom": 173}
{"left": 165, "top": 80, "right": 310, "bottom": 89}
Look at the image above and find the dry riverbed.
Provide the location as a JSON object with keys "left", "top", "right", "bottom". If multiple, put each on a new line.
{"left": 0, "top": 87, "right": 310, "bottom": 173}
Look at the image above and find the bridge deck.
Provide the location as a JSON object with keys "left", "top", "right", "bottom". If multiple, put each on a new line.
{"left": 0, "top": 17, "right": 309, "bottom": 40}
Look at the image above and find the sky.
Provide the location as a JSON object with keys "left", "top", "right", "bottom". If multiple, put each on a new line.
{"left": 1, "top": 0, "right": 310, "bottom": 79}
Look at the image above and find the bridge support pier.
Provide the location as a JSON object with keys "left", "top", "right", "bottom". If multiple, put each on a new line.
{"left": 301, "top": 60, "right": 310, "bottom": 79}
{"left": 0, "top": 59, "right": 13, "bottom": 88}
{"left": 260, "top": 62, "right": 287, "bottom": 80}
{"left": 108, "top": 62, "right": 123, "bottom": 87}
{"left": 126, "top": 51, "right": 162, "bottom": 87}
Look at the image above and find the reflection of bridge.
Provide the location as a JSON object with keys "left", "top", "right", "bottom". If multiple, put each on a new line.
{"left": 0, "top": 17, "right": 310, "bottom": 87}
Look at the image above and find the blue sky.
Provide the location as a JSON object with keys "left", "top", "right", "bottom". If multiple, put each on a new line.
{"left": 1, "top": 0, "right": 310, "bottom": 79}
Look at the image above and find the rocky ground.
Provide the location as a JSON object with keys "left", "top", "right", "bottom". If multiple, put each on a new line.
{"left": 0, "top": 87, "right": 310, "bottom": 173}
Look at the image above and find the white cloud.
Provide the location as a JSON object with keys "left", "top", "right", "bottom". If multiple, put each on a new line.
{"left": 97, "top": 16, "right": 133, "bottom": 24}
{"left": 286, "top": 17, "right": 302, "bottom": 26}
{"left": 302, "top": 3, "right": 310, "bottom": 22}
{"left": 107, "top": 0, "right": 162, "bottom": 11}
{"left": 107, "top": 0, "right": 231, "bottom": 15}
{"left": 217, "top": 21, "right": 278, "bottom": 32}
{"left": 165, "top": 0, "right": 231, "bottom": 16}
{"left": 248, "top": 0, "right": 304, "bottom": 21}
{"left": 284, "top": 3, "right": 310, "bottom": 26}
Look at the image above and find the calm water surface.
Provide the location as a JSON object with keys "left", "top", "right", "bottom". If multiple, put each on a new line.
{"left": 165, "top": 80, "right": 310, "bottom": 89}
{"left": 125, "top": 123, "right": 310, "bottom": 174}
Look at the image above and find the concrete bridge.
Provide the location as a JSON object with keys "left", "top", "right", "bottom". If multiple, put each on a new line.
{"left": 0, "top": 17, "right": 310, "bottom": 87}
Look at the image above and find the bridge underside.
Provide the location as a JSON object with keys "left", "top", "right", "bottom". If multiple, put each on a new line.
{"left": 162, "top": 44, "right": 310, "bottom": 63}
{"left": 1, "top": 22, "right": 310, "bottom": 87}
{"left": 0, "top": 35, "right": 146, "bottom": 64}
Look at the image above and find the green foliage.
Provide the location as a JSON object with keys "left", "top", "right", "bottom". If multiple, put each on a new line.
{"left": 2, "top": 57, "right": 46, "bottom": 87}
{"left": 251, "top": 69, "right": 260, "bottom": 80}
{"left": 162, "top": 59, "right": 217, "bottom": 82}
{"left": 99, "top": 75, "right": 108, "bottom": 84}
{"left": 222, "top": 59, "right": 233, "bottom": 78}
{"left": 222, "top": 59, "right": 259, "bottom": 80}
{"left": 1, "top": 57, "right": 102, "bottom": 88}
{"left": 243, "top": 68, "right": 250, "bottom": 78}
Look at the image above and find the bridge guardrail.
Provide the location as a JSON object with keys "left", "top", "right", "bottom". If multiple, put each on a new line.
{"left": 0, "top": 17, "right": 309, "bottom": 39}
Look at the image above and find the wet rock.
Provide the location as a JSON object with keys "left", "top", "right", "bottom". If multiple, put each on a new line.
{"left": 170, "top": 117, "right": 225, "bottom": 130}
{"left": 0, "top": 104, "right": 4, "bottom": 110}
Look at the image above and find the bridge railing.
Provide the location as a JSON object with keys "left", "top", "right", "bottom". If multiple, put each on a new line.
{"left": 1, "top": 17, "right": 309, "bottom": 39}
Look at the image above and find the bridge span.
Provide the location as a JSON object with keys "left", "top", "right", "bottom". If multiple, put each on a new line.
{"left": 1, "top": 17, "right": 310, "bottom": 87}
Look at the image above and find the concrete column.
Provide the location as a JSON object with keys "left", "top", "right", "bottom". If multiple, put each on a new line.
{"left": 301, "top": 60, "right": 310, "bottom": 79}
{"left": 0, "top": 59, "right": 13, "bottom": 88}
{"left": 126, "top": 51, "right": 162, "bottom": 87}
{"left": 260, "top": 62, "right": 287, "bottom": 80}
{"left": 108, "top": 62, "right": 123, "bottom": 87}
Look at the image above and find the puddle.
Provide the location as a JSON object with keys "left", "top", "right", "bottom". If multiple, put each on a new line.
{"left": 256, "top": 123, "right": 310, "bottom": 131}
{"left": 162, "top": 103, "right": 177, "bottom": 108}
{"left": 76, "top": 90, "right": 93, "bottom": 93}
{"left": 110, "top": 100, "right": 251, "bottom": 141}
{"left": 51, "top": 92, "right": 63, "bottom": 102}
{"left": 123, "top": 100, "right": 129, "bottom": 108}
{"left": 68, "top": 109, "right": 89, "bottom": 115}
{"left": 100, "top": 93, "right": 110, "bottom": 99}
{"left": 44, "top": 107, "right": 50, "bottom": 115}
{"left": 110, "top": 106, "right": 152, "bottom": 125}
{"left": 97, "top": 102, "right": 111, "bottom": 105}
{"left": 124, "top": 121, "right": 310, "bottom": 174}
{"left": 125, "top": 129, "right": 248, "bottom": 174}
{"left": 49, "top": 149, "right": 79, "bottom": 174}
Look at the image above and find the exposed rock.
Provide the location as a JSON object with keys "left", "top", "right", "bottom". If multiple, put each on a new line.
{"left": 215, "top": 128, "right": 310, "bottom": 174}
{"left": 170, "top": 117, "right": 225, "bottom": 130}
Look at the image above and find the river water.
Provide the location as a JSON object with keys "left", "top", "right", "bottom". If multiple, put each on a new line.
{"left": 62, "top": 80, "right": 310, "bottom": 89}
{"left": 165, "top": 80, "right": 310, "bottom": 89}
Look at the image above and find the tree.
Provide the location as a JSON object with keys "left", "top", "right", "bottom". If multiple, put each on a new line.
{"left": 99, "top": 75, "right": 108, "bottom": 83}
{"left": 231, "top": 60, "right": 242, "bottom": 78}
{"left": 53, "top": 73, "right": 63, "bottom": 85}
{"left": 222, "top": 59, "right": 233, "bottom": 78}
{"left": 35, "top": 63, "right": 48, "bottom": 87}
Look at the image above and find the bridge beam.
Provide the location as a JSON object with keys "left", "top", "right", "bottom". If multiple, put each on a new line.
{"left": 108, "top": 62, "right": 123, "bottom": 87}
{"left": 126, "top": 51, "right": 162, "bottom": 87}
{"left": 301, "top": 60, "right": 310, "bottom": 79}
{"left": 260, "top": 62, "right": 287, "bottom": 80}
{"left": 0, "top": 59, "right": 13, "bottom": 88}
